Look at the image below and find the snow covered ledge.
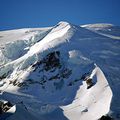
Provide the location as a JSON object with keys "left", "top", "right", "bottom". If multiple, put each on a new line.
{"left": 61, "top": 66, "right": 113, "bottom": 120}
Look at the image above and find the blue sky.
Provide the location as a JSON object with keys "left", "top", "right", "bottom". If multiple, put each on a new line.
{"left": 0, "top": 0, "right": 120, "bottom": 30}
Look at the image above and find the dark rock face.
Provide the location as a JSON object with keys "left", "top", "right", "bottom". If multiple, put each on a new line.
{"left": 43, "top": 51, "right": 61, "bottom": 71}
{"left": 82, "top": 75, "right": 94, "bottom": 89}
{"left": 86, "top": 78, "right": 94, "bottom": 89}
{"left": 99, "top": 115, "right": 113, "bottom": 120}
{"left": 0, "top": 101, "right": 15, "bottom": 120}
{"left": 32, "top": 51, "right": 61, "bottom": 72}
{"left": 11, "top": 51, "right": 72, "bottom": 90}
{"left": 0, "top": 101, "right": 13, "bottom": 114}
{"left": 6, "top": 51, "right": 95, "bottom": 91}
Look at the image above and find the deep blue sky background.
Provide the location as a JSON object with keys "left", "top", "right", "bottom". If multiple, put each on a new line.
{"left": 0, "top": 0, "right": 120, "bottom": 30}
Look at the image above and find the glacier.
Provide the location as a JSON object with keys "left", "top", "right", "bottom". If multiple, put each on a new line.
{"left": 0, "top": 21, "right": 120, "bottom": 120}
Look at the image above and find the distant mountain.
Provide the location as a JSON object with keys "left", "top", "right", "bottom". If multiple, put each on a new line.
{"left": 0, "top": 21, "right": 120, "bottom": 120}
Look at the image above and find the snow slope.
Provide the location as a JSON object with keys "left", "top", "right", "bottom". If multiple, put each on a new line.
{"left": 61, "top": 66, "right": 112, "bottom": 120}
{"left": 0, "top": 21, "right": 120, "bottom": 120}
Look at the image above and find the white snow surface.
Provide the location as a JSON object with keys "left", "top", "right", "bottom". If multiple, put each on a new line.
{"left": 61, "top": 67, "right": 112, "bottom": 120}
{"left": 0, "top": 21, "right": 120, "bottom": 120}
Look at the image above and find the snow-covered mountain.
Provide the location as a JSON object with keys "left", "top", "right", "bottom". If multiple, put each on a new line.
{"left": 0, "top": 21, "right": 120, "bottom": 120}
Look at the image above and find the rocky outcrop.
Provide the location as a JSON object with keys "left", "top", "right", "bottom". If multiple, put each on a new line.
{"left": 0, "top": 101, "right": 13, "bottom": 114}
{"left": 99, "top": 115, "right": 113, "bottom": 120}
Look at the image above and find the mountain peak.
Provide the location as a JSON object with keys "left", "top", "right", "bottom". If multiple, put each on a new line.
{"left": 58, "top": 21, "right": 70, "bottom": 25}
{"left": 54, "top": 21, "right": 72, "bottom": 29}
